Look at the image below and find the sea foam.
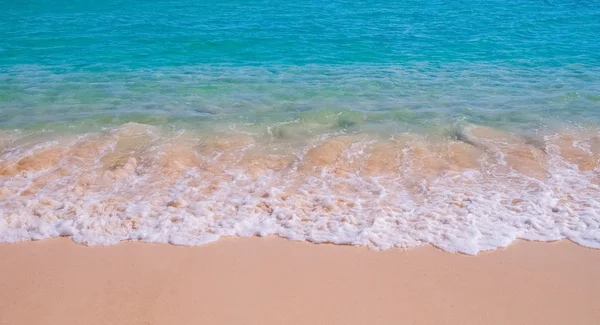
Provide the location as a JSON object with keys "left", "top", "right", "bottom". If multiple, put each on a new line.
{"left": 0, "top": 123, "right": 599, "bottom": 254}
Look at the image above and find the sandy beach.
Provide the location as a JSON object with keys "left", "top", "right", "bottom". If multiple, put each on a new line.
{"left": 1, "top": 238, "right": 599, "bottom": 325}
{"left": 3, "top": 0, "right": 600, "bottom": 324}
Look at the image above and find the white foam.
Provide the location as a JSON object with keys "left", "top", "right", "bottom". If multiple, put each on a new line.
{"left": 0, "top": 124, "right": 599, "bottom": 254}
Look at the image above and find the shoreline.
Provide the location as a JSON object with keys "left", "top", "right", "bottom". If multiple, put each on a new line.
{"left": 2, "top": 123, "right": 599, "bottom": 253}
{"left": 1, "top": 237, "right": 599, "bottom": 325}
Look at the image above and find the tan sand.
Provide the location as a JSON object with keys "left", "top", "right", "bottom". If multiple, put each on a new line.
{"left": 0, "top": 238, "right": 599, "bottom": 325}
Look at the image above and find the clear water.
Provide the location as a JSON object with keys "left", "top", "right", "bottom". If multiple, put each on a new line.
{"left": 1, "top": 0, "right": 600, "bottom": 253}
{"left": 2, "top": 0, "right": 599, "bottom": 131}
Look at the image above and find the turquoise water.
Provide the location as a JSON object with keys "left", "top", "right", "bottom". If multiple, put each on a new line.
{"left": 1, "top": 0, "right": 600, "bottom": 132}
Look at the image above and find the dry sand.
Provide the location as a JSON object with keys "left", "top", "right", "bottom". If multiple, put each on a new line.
{"left": 0, "top": 238, "right": 599, "bottom": 325}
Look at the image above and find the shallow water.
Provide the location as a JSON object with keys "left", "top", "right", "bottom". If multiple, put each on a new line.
{"left": 1, "top": 0, "right": 599, "bottom": 253}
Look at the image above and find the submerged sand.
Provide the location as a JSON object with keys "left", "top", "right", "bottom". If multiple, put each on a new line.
{"left": 2, "top": 123, "right": 600, "bottom": 252}
{"left": 0, "top": 238, "right": 599, "bottom": 325}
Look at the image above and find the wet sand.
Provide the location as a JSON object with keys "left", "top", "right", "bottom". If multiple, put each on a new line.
{"left": 2, "top": 124, "right": 600, "bottom": 252}
{"left": 0, "top": 238, "right": 599, "bottom": 325}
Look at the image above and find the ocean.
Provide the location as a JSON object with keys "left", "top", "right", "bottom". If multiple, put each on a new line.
{"left": 1, "top": 0, "right": 599, "bottom": 253}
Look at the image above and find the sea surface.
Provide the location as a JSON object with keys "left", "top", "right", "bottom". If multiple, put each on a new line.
{"left": 1, "top": 0, "right": 600, "bottom": 253}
